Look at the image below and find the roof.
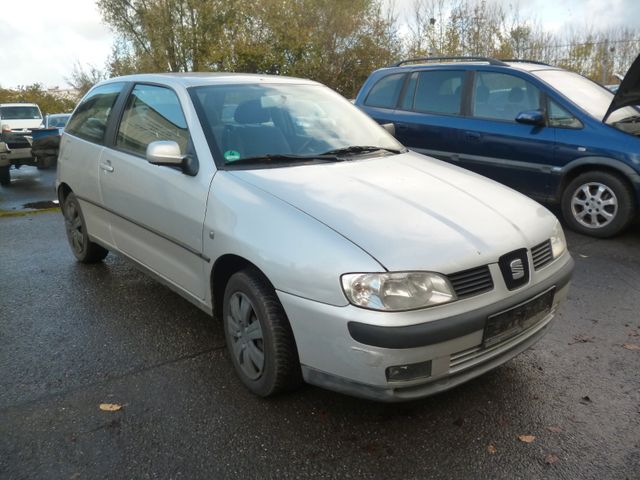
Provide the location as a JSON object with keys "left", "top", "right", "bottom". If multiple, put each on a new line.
{"left": 387, "top": 57, "right": 562, "bottom": 73}
{"left": 104, "top": 72, "right": 321, "bottom": 89}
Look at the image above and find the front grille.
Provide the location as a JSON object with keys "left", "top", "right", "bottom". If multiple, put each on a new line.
{"left": 531, "top": 239, "right": 553, "bottom": 270}
{"left": 448, "top": 265, "right": 494, "bottom": 299}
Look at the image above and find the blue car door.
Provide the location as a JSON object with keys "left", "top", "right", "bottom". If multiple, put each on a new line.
{"left": 451, "top": 70, "right": 555, "bottom": 200}
{"left": 390, "top": 69, "right": 468, "bottom": 161}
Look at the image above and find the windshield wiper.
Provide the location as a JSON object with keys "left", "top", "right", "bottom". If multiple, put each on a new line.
{"left": 225, "top": 153, "right": 340, "bottom": 166}
{"left": 319, "top": 145, "right": 406, "bottom": 156}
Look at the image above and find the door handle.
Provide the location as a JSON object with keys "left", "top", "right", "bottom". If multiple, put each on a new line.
{"left": 99, "top": 162, "right": 114, "bottom": 172}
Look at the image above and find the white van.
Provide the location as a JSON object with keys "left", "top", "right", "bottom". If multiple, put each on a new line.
{"left": 0, "top": 103, "right": 43, "bottom": 132}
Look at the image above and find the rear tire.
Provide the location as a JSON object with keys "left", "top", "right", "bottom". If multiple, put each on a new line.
{"left": 223, "top": 267, "right": 302, "bottom": 397}
{"left": 561, "top": 171, "right": 635, "bottom": 238}
{"left": 62, "top": 192, "right": 109, "bottom": 263}
{"left": 0, "top": 165, "right": 10, "bottom": 186}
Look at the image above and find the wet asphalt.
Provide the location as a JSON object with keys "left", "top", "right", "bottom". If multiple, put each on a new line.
{"left": 1, "top": 167, "right": 639, "bottom": 479}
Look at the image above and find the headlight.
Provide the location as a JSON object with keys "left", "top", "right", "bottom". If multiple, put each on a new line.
{"left": 341, "top": 272, "right": 455, "bottom": 311}
{"left": 550, "top": 221, "right": 567, "bottom": 258}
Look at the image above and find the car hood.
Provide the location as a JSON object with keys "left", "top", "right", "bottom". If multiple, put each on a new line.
{"left": 229, "top": 152, "right": 557, "bottom": 273}
{"left": 604, "top": 53, "right": 640, "bottom": 122}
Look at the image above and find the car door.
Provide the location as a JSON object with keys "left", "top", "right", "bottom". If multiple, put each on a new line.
{"left": 99, "top": 83, "right": 213, "bottom": 299}
{"left": 452, "top": 70, "right": 555, "bottom": 198}
{"left": 390, "top": 69, "right": 468, "bottom": 161}
{"left": 59, "top": 82, "right": 127, "bottom": 248}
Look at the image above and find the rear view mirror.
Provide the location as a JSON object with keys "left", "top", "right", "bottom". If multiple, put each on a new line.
{"left": 146, "top": 140, "right": 185, "bottom": 166}
{"left": 381, "top": 122, "right": 396, "bottom": 137}
{"left": 515, "top": 110, "right": 545, "bottom": 127}
{"left": 146, "top": 140, "right": 199, "bottom": 176}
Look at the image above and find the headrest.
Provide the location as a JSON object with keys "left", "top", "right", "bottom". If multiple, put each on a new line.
{"left": 234, "top": 99, "right": 270, "bottom": 124}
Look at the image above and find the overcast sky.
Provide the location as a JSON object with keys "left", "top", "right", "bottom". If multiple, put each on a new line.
{"left": 0, "top": 0, "right": 638, "bottom": 89}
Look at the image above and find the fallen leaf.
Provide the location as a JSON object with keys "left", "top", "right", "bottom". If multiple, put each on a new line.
{"left": 99, "top": 403, "right": 122, "bottom": 412}
{"left": 518, "top": 435, "right": 536, "bottom": 443}
{"left": 622, "top": 343, "right": 640, "bottom": 351}
{"left": 487, "top": 444, "right": 497, "bottom": 454}
{"left": 453, "top": 417, "right": 464, "bottom": 427}
{"left": 569, "top": 335, "right": 595, "bottom": 345}
{"left": 547, "top": 426, "right": 563, "bottom": 433}
{"left": 545, "top": 453, "right": 559, "bottom": 464}
{"left": 580, "top": 395, "right": 592, "bottom": 404}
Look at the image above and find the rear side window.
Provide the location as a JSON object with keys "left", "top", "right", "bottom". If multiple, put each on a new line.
{"left": 116, "top": 84, "right": 189, "bottom": 157}
{"left": 364, "top": 73, "right": 406, "bottom": 109}
{"left": 66, "top": 83, "right": 124, "bottom": 144}
{"left": 472, "top": 72, "right": 540, "bottom": 121}
{"left": 413, "top": 71, "right": 464, "bottom": 115}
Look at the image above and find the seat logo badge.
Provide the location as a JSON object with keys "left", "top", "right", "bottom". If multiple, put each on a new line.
{"left": 509, "top": 259, "right": 525, "bottom": 280}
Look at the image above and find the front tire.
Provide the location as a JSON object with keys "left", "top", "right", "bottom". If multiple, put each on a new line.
{"left": 561, "top": 171, "right": 635, "bottom": 238}
{"left": 223, "top": 268, "right": 302, "bottom": 397}
{"left": 62, "top": 192, "right": 109, "bottom": 263}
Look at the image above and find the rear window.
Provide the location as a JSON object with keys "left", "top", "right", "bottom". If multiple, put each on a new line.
{"left": 364, "top": 73, "right": 406, "bottom": 109}
{"left": 66, "top": 83, "right": 125, "bottom": 144}
{"left": 413, "top": 71, "right": 464, "bottom": 115}
{"left": 0, "top": 106, "right": 41, "bottom": 120}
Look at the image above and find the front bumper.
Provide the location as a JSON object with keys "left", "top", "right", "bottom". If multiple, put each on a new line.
{"left": 278, "top": 253, "right": 574, "bottom": 402}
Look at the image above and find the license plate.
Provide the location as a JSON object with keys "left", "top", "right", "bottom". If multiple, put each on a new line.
{"left": 483, "top": 288, "right": 555, "bottom": 348}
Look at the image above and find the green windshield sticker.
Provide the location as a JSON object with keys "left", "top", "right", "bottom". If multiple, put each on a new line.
{"left": 224, "top": 150, "right": 241, "bottom": 161}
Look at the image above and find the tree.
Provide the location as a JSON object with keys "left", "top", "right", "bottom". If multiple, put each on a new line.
{"left": 0, "top": 84, "right": 76, "bottom": 115}
{"left": 66, "top": 62, "right": 107, "bottom": 97}
{"left": 97, "top": 0, "right": 399, "bottom": 97}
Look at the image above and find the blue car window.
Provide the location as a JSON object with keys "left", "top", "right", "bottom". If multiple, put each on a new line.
{"left": 364, "top": 73, "right": 406, "bottom": 109}
{"left": 472, "top": 72, "right": 540, "bottom": 122}
{"left": 547, "top": 99, "right": 583, "bottom": 129}
{"left": 399, "top": 72, "right": 418, "bottom": 110}
{"left": 413, "top": 71, "right": 464, "bottom": 115}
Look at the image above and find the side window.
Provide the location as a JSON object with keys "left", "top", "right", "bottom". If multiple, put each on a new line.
{"left": 399, "top": 72, "right": 418, "bottom": 110}
{"left": 66, "top": 82, "right": 124, "bottom": 144}
{"left": 547, "top": 99, "right": 583, "bottom": 129}
{"left": 364, "top": 74, "right": 406, "bottom": 109}
{"left": 116, "top": 84, "right": 189, "bottom": 157}
{"left": 413, "top": 71, "right": 464, "bottom": 115}
{"left": 472, "top": 72, "right": 540, "bottom": 121}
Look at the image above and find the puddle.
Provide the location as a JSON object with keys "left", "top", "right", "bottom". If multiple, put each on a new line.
{"left": 22, "top": 200, "right": 59, "bottom": 210}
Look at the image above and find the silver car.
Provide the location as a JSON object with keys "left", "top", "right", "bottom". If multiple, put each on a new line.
{"left": 56, "top": 74, "right": 574, "bottom": 401}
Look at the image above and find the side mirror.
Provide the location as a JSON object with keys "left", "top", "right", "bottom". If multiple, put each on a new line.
{"left": 381, "top": 122, "right": 396, "bottom": 137}
{"left": 515, "top": 110, "right": 545, "bottom": 127}
{"left": 146, "top": 140, "right": 185, "bottom": 166}
{"left": 146, "top": 140, "right": 199, "bottom": 176}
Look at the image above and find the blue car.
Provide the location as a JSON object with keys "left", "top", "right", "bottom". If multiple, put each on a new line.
{"left": 355, "top": 56, "right": 640, "bottom": 237}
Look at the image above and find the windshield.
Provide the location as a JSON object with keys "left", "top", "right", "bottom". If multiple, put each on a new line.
{"left": 47, "top": 114, "right": 70, "bottom": 128}
{"left": 0, "top": 106, "right": 42, "bottom": 120}
{"left": 533, "top": 70, "right": 637, "bottom": 123}
{"left": 189, "top": 83, "right": 404, "bottom": 166}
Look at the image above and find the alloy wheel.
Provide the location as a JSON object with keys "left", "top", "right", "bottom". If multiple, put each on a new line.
{"left": 64, "top": 201, "right": 85, "bottom": 254}
{"left": 570, "top": 182, "right": 618, "bottom": 229}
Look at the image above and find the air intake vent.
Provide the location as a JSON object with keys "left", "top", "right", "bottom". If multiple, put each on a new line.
{"left": 448, "top": 265, "right": 494, "bottom": 299}
{"left": 531, "top": 239, "right": 553, "bottom": 270}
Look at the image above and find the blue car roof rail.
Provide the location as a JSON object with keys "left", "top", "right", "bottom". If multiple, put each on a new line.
{"left": 500, "top": 59, "right": 552, "bottom": 66}
{"left": 391, "top": 56, "right": 509, "bottom": 67}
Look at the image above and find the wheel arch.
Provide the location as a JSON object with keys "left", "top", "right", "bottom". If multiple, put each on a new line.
{"left": 57, "top": 182, "right": 72, "bottom": 204}
{"left": 557, "top": 157, "right": 640, "bottom": 203}
{"left": 210, "top": 254, "right": 275, "bottom": 321}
